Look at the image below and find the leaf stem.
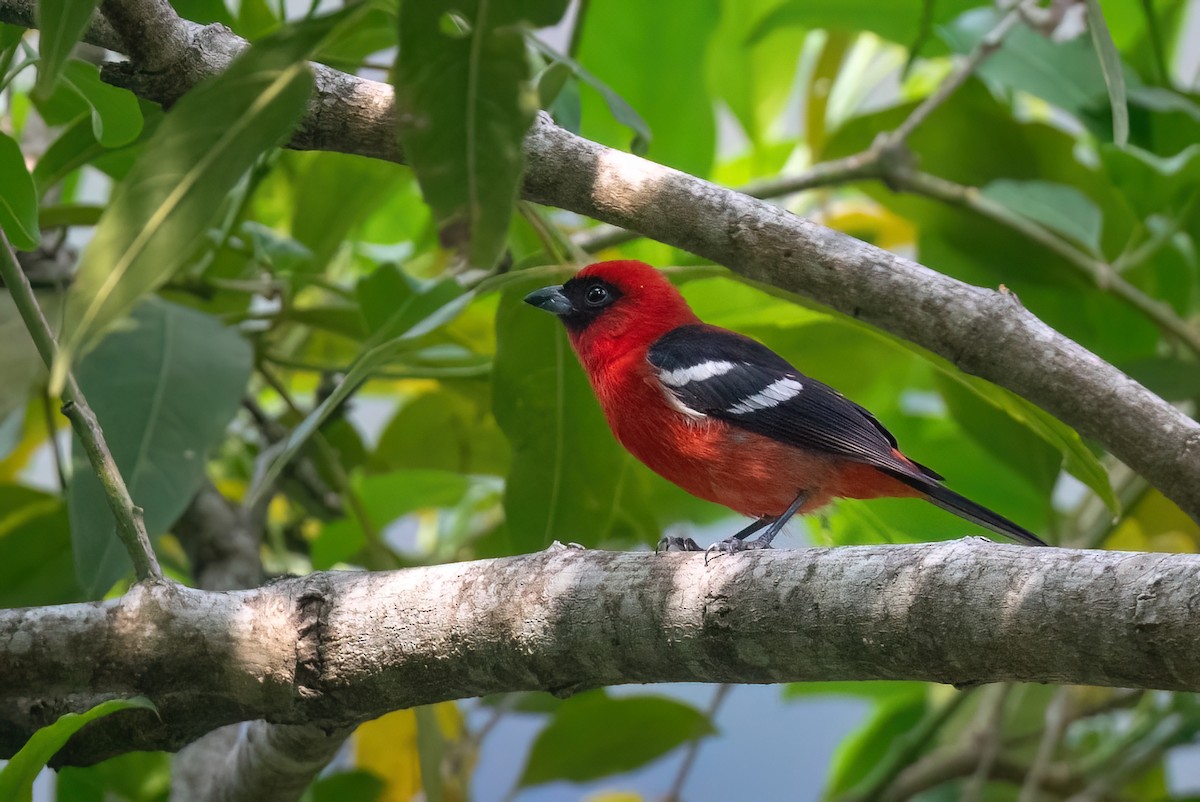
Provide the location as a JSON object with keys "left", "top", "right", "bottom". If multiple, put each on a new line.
{"left": 0, "top": 229, "right": 162, "bottom": 582}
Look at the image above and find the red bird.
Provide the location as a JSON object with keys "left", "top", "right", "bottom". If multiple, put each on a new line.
{"left": 525, "top": 260, "right": 1046, "bottom": 553}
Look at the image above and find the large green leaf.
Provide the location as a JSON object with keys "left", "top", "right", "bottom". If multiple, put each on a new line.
{"left": 395, "top": 0, "right": 569, "bottom": 269}
{"left": 60, "top": 60, "right": 143, "bottom": 148}
{"left": 492, "top": 279, "right": 657, "bottom": 552}
{"left": 518, "top": 692, "right": 713, "bottom": 787}
{"left": 68, "top": 300, "right": 251, "bottom": 596}
{"left": 0, "top": 697, "right": 156, "bottom": 802}
{"left": 33, "top": 0, "right": 96, "bottom": 99}
{"left": 940, "top": 8, "right": 1109, "bottom": 121}
{"left": 0, "top": 131, "right": 40, "bottom": 250}
{"left": 577, "top": 0, "right": 719, "bottom": 177}
{"left": 981, "top": 179, "right": 1104, "bottom": 254}
{"left": 289, "top": 151, "right": 407, "bottom": 271}
{"left": 54, "top": 12, "right": 342, "bottom": 389}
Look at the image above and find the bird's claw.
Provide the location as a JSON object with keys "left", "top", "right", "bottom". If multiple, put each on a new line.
{"left": 656, "top": 536, "right": 702, "bottom": 553}
{"left": 704, "top": 537, "right": 773, "bottom": 565}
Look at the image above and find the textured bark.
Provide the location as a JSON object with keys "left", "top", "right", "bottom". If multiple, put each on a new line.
{"left": 1, "top": 0, "right": 1195, "bottom": 520}
{"left": 170, "top": 482, "right": 348, "bottom": 802}
{"left": 3, "top": 541, "right": 1199, "bottom": 766}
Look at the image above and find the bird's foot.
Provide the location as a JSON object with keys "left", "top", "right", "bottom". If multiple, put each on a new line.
{"left": 656, "top": 536, "right": 702, "bottom": 553}
{"left": 704, "top": 537, "right": 772, "bottom": 565}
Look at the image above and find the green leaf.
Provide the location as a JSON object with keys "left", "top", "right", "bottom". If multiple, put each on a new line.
{"left": 0, "top": 489, "right": 82, "bottom": 608}
{"left": 940, "top": 8, "right": 1109, "bottom": 119}
{"left": 518, "top": 692, "right": 712, "bottom": 787}
{"left": 576, "top": 0, "right": 719, "bottom": 176}
{"left": 372, "top": 385, "right": 510, "bottom": 476}
{"left": 934, "top": 368, "right": 1117, "bottom": 515}
{"left": 311, "top": 469, "right": 470, "bottom": 568}
{"left": 68, "top": 300, "right": 251, "bottom": 596}
{"left": 33, "top": 0, "right": 96, "bottom": 98}
{"left": 527, "top": 37, "right": 651, "bottom": 154}
{"left": 0, "top": 131, "right": 40, "bottom": 250}
{"left": 290, "top": 152, "right": 406, "bottom": 270}
{"left": 308, "top": 771, "right": 384, "bottom": 802}
{"left": 706, "top": 0, "right": 804, "bottom": 147}
{"left": 1100, "top": 143, "right": 1200, "bottom": 218}
{"left": 54, "top": 12, "right": 341, "bottom": 390}
{"left": 1121, "top": 356, "right": 1200, "bottom": 402}
{"left": 60, "top": 60, "right": 143, "bottom": 148}
{"left": 396, "top": 0, "right": 569, "bottom": 268}
{"left": 825, "top": 693, "right": 926, "bottom": 797}
{"left": 748, "top": 0, "right": 982, "bottom": 48}
{"left": 981, "top": 179, "right": 1104, "bottom": 253}
{"left": 31, "top": 115, "right": 104, "bottom": 198}
{"left": 1084, "top": 0, "right": 1128, "bottom": 147}
{"left": 0, "top": 696, "right": 157, "bottom": 802}
{"left": 248, "top": 278, "right": 473, "bottom": 507}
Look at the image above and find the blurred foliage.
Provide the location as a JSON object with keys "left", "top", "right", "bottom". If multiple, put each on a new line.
{"left": 0, "top": 0, "right": 1199, "bottom": 798}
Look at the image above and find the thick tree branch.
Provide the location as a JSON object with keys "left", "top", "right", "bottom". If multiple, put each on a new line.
{"left": 2, "top": 1, "right": 1198, "bottom": 518}
{"left": 170, "top": 482, "right": 348, "bottom": 802}
{"left": 3, "top": 542, "right": 1200, "bottom": 766}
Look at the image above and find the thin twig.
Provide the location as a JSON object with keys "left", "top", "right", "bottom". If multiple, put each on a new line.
{"left": 40, "top": 386, "right": 67, "bottom": 492}
{"left": 662, "top": 684, "right": 731, "bottom": 802}
{"left": 1018, "top": 686, "right": 1072, "bottom": 802}
{"left": 0, "top": 230, "right": 162, "bottom": 582}
{"left": 961, "top": 683, "right": 1013, "bottom": 802}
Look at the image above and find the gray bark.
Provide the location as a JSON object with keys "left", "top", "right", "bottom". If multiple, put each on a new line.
{"left": 3, "top": 541, "right": 1199, "bottom": 766}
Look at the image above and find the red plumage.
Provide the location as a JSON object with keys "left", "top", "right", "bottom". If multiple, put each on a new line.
{"left": 525, "top": 260, "right": 1044, "bottom": 550}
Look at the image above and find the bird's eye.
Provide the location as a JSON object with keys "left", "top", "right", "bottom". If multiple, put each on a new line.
{"left": 585, "top": 284, "right": 611, "bottom": 307}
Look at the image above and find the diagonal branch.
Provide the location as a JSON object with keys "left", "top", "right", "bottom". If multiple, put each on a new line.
{"left": 0, "top": 231, "right": 162, "bottom": 582}
{"left": 3, "top": 542, "right": 1200, "bottom": 766}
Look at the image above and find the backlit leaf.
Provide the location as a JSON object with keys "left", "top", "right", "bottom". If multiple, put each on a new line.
{"left": 0, "top": 132, "right": 40, "bottom": 250}
{"left": 33, "top": 0, "right": 96, "bottom": 99}
{"left": 0, "top": 697, "right": 156, "bottom": 802}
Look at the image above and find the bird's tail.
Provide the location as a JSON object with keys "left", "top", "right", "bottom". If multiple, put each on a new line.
{"left": 885, "top": 470, "right": 1047, "bottom": 547}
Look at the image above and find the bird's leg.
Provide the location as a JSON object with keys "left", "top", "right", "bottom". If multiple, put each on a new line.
{"left": 656, "top": 517, "right": 770, "bottom": 553}
{"left": 706, "top": 491, "right": 807, "bottom": 561}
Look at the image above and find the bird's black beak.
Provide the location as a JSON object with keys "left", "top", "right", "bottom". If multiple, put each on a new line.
{"left": 524, "top": 285, "right": 573, "bottom": 316}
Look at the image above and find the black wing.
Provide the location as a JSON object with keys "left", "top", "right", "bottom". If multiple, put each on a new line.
{"left": 647, "top": 324, "right": 940, "bottom": 480}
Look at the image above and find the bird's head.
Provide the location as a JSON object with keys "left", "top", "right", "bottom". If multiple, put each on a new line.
{"left": 524, "top": 260, "right": 699, "bottom": 357}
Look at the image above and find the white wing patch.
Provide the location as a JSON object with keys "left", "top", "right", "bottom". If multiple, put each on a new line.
{"left": 727, "top": 377, "right": 804, "bottom": 414}
{"left": 657, "top": 360, "right": 737, "bottom": 387}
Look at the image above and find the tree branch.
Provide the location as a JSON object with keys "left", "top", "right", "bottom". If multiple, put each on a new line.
{"left": 3, "top": 541, "right": 1200, "bottom": 766}
{"left": 0, "top": 231, "right": 162, "bottom": 582}
{"left": 2, "top": 0, "right": 1198, "bottom": 518}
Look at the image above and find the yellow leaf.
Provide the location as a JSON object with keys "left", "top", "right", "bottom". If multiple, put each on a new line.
{"left": 356, "top": 710, "right": 422, "bottom": 802}
{"left": 819, "top": 200, "right": 916, "bottom": 253}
